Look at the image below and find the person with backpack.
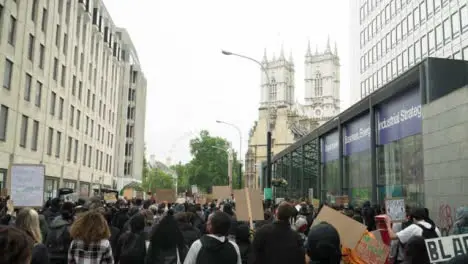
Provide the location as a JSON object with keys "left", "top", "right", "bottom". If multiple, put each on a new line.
{"left": 385, "top": 207, "right": 441, "bottom": 245}
{"left": 183, "top": 211, "right": 241, "bottom": 264}
{"left": 45, "top": 202, "right": 74, "bottom": 264}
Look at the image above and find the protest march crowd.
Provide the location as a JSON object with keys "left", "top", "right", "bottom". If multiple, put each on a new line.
{"left": 0, "top": 194, "right": 467, "bottom": 264}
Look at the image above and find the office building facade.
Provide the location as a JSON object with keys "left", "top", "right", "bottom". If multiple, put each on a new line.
{"left": 0, "top": 0, "right": 146, "bottom": 199}
{"left": 350, "top": 0, "right": 468, "bottom": 103}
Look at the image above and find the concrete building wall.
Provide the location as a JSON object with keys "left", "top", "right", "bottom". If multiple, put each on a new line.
{"left": 422, "top": 86, "right": 468, "bottom": 235}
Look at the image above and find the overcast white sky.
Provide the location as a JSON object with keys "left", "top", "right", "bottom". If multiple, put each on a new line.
{"left": 103, "top": 0, "right": 351, "bottom": 164}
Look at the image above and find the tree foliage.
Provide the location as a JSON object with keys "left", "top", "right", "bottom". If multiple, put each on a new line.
{"left": 142, "top": 167, "right": 175, "bottom": 192}
{"left": 174, "top": 130, "right": 242, "bottom": 192}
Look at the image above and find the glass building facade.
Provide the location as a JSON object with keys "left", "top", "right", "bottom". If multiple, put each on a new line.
{"left": 267, "top": 58, "right": 468, "bottom": 207}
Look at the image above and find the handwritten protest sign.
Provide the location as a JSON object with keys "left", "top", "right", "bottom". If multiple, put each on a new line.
{"left": 425, "top": 234, "right": 468, "bottom": 263}
{"left": 8, "top": 164, "right": 45, "bottom": 207}
{"left": 354, "top": 232, "right": 390, "bottom": 264}
{"left": 103, "top": 193, "right": 117, "bottom": 203}
{"left": 385, "top": 198, "right": 405, "bottom": 222}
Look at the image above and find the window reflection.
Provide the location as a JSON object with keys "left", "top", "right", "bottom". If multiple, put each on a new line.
{"left": 377, "top": 134, "right": 424, "bottom": 207}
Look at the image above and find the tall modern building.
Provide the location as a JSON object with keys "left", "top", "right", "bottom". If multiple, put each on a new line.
{"left": 350, "top": 0, "right": 468, "bottom": 103}
{"left": 0, "top": 0, "right": 146, "bottom": 200}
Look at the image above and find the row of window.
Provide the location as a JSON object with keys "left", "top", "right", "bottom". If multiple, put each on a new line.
{"left": 361, "top": 0, "right": 455, "bottom": 49}
{"left": 0, "top": 104, "right": 113, "bottom": 173}
{"left": 360, "top": 5, "right": 468, "bottom": 74}
{"left": 360, "top": 43, "right": 468, "bottom": 98}
{"left": 2, "top": 60, "right": 117, "bottom": 147}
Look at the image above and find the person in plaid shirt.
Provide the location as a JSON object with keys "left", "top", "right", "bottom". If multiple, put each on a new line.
{"left": 68, "top": 210, "right": 114, "bottom": 264}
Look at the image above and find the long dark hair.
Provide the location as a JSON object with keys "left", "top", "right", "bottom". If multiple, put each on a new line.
{"left": 405, "top": 236, "right": 430, "bottom": 264}
{"left": 149, "top": 210, "right": 185, "bottom": 251}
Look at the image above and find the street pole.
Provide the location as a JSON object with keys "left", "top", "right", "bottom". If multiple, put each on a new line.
{"left": 215, "top": 120, "right": 243, "bottom": 188}
{"left": 221, "top": 50, "right": 272, "bottom": 190}
{"left": 212, "top": 146, "right": 233, "bottom": 192}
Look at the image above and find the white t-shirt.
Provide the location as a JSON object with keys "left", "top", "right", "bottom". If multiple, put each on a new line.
{"left": 396, "top": 220, "right": 442, "bottom": 244}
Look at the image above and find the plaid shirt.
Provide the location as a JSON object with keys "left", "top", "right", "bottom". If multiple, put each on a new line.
{"left": 68, "top": 239, "right": 114, "bottom": 264}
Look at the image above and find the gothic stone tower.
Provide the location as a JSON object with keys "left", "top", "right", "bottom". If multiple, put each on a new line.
{"left": 260, "top": 47, "right": 295, "bottom": 108}
{"left": 304, "top": 37, "right": 340, "bottom": 125}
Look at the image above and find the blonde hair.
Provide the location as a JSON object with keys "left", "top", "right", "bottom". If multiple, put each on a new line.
{"left": 15, "top": 208, "right": 42, "bottom": 244}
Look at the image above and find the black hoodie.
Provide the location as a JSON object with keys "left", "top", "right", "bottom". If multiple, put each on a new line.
{"left": 195, "top": 235, "right": 239, "bottom": 264}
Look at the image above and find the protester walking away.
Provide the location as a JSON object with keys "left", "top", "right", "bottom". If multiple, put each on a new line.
{"left": 175, "top": 212, "right": 201, "bottom": 247}
{"left": 306, "top": 222, "right": 342, "bottom": 264}
{"left": 183, "top": 211, "right": 241, "bottom": 264}
{"left": 249, "top": 202, "right": 304, "bottom": 264}
{"left": 45, "top": 202, "right": 74, "bottom": 264}
{"left": 0, "top": 225, "right": 34, "bottom": 264}
{"left": 43, "top": 198, "right": 61, "bottom": 226}
{"left": 362, "top": 201, "right": 376, "bottom": 231}
{"left": 146, "top": 210, "right": 188, "bottom": 264}
{"left": 235, "top": 223, "right": 252, "bottom": 264}
{"left": 15, "top": 208, "right": 50, "bottom": 264}
{"left": 115, "top": 213, "right": 147, "bottom": 264}
{"left": 402, "top": 236, "right": 430, "bottom": 264}
{"left": 68, "top": 210, "right": 114, "bottom": 264}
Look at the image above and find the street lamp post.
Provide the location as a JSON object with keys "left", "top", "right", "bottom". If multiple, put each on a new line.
{"left": 221, "top": 50, "right": 273, "bottom": 190}
{"left": 212, "top": 146, "right": 233, "bottom": 192}
{"left": 216, "top": 120, "right": 243, "bottom": 188}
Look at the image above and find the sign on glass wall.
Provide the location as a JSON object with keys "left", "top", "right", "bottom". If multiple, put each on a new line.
{"left": 321, "top": 130, "right": 339, "bottom": 163}
{"left": 343, "top": 113, "right": 371, "bottom": 156}
{"left": 377, "top": 87, "right": 422, "bottom": 145}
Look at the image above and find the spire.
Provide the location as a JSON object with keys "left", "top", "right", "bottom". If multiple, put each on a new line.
{"left": 334, "top": 41, "right": 338, "bottom": 56}
{"left": 326, "top": 35, "right": 331, "bottom": 53}
{"left": 315, "top": 44, "right": 319, "bottom": 55}
{"left": 306, "top": 39, "right": 312, "bottom": 57}
{"left": 279, "top": 43, "right": 285, "bottom": 60}
{"left": 272, "top": 52, "right": 276, "bottom": 61}
{"left": 262, "top": 48, "right": 268, "bottom": 64}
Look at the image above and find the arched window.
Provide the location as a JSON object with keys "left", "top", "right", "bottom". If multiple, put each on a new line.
{"left": 270, "top": 78, "right": 277, "bottom": 102}
{"left": 314, "top": 72, "right": 323, "bottom": 96}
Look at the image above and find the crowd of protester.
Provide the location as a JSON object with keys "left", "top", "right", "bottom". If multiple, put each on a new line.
{"left": 0, "top": 194, "right": 467, "bottom": 264}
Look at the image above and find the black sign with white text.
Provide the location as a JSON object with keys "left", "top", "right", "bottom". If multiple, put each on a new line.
{"left": 425, "top": 234, "right": 468, "bottom": 263}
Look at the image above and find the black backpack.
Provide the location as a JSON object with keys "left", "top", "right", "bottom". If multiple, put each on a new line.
{"left": 416, "top": 223, "right": 439, "bottom": 239}
{"left": 45, "top": 224, "right": 71, "bottom": 259}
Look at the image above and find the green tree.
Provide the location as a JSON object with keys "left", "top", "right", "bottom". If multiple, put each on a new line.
{"left": 172, "top": 162, "right": 191, "bottom": 192}
{"left": 142, "top": 167, "right": 175, "bottom": 192}
{"left": 186, "top": 130, "right": 241, "bottom": 192}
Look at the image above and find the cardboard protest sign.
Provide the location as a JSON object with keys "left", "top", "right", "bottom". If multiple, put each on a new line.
{"left": 212, "top": 185, "right": 231, "bottom": 200}
{"left": 103, "top": 193, "right": 117, "bottom": 203}
{"left": 155, "top": 189, "right": 176, "bottom": 203}
{"left": 335, "top": 196, "right": 349, "bottom": 206}
{"left": 385, "top": 198, "right": 405, "bottom": 222}
{"left": 354, "top": 232, "right": 390, "bottom": 264}
{"left": 425, "top": 234, "right": 468, "bottom": 263}
{"left": 234, "top": 188, "right": 264, "bottom": 228}
{"left": 312, "top": 206, "right": 367, "bottom": 249}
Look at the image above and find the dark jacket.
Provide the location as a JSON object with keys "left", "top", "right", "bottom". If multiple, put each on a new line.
{"left": 32, "top": 243, "right": 50, "bottom": 264}
{"left": 145, "top": 246, "right": 187, "bottom": 264}
{"left": 46, "top": 217, "right": 72, "bottom": 264}
{"left": 196, "top": 235, "right": 239, "bottom": 264}
{"left": 115, "top": 231, "right": 147, "bottom": 264}
{"left": 249, "top": 221, "right": 304, "bottom": 264}
{"left": 178, "top": 222, "right": 201, "bottom": 247}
